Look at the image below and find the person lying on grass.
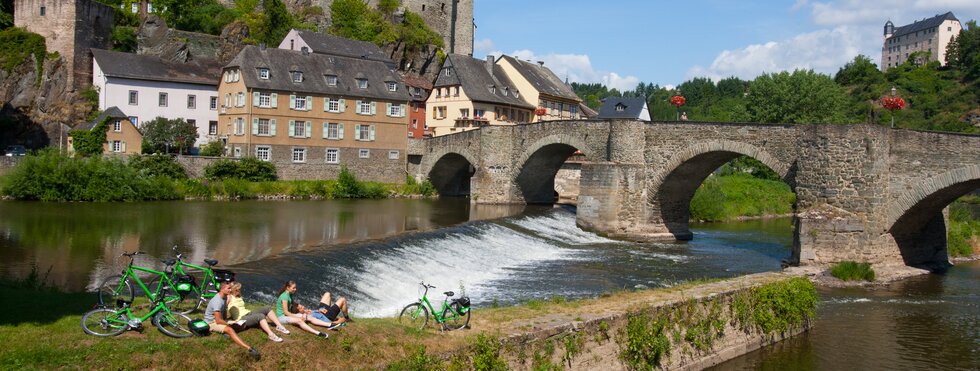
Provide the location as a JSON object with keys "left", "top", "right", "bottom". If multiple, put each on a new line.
{"left": 275, "top": 280, "right": 330, "bottom": 338}
{"left": 309, "top": 291, "right": 352, "bottom": 330}
{"left": 205, "top": 281, "right": 261, "bottom": 360}
{"left": 225, "top": 281, "right": 288, "bottom": 342}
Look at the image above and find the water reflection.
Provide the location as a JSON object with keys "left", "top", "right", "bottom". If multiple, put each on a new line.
{"left": 0, "top": 199, "right": 528, "bottom": 291}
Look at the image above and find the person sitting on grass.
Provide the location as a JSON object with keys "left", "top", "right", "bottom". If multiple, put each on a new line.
{"left": 309, "top": 291, "right": 352, "bottom": 330}
{"left": 225, "top": 281, "right": 288, "bottom": 343}
{"left": 275, "top": 280, "right": 330, "bottom": 338}
{"left": 205, "top": 281, "right": 261, "bottom": 360}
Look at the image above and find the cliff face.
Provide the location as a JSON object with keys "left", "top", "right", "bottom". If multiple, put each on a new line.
{"left": 137, "top": 15, "right": 248, "bottom": 65}
{"left": 0, "top": 54, "right": 91, "bottom": 150}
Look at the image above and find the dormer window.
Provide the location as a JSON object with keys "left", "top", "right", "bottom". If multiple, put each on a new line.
{"left": 513, "top": 90, "right": 520, "bottom": 99}
{"left": 291, "top": 71, "right": 303, "bottom": 83}
{"left": 489, "top": 86, "right": 496, "bottom": 94}
{"left": 386, "top": 82, "right": 397, "bottom": 92}
{"left": 615, "top": 103, "right": 626, "bottom": 112}
{"left": 444, "top": 68, "right": 451, "bottom": 76}
{"left": 502, "top": 87, "right": 509, "bottom": 96}
{"left": 357, "top": 79, "right": 368, "bottom": 89}
{"left": 325, "top": 74, "right": 338, "bottom": 86}
{"left": 258, "top": 68, "right": 270, "bottom": 80}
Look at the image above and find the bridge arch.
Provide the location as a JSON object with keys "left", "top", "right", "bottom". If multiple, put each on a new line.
{"left": 513, "top": 134, "right": 593, "bottom": 204}
{"left": 653, "top": 140, "right": 795, "bottom": 239}
{"left": 884, "top": 165, "right": 980, "bottom": 269}
{"left": 425, "top": 149, "right": 480, "bottom": 197}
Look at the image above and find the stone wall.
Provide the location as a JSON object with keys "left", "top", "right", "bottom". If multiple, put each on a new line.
{"left": 13, "top": 0, "right": 112, "bottom": 88}
{"left": 178, "top": 145, "right": 407, "bottom": 183}
{"left": 0, "top": 156, "right": 23, "bottom": 176}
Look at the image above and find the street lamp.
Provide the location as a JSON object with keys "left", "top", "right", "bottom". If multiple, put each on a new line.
{"left": 882, "top": 86, "right": 906, "bottom": 129}
{"left": 670, "top": 88, "right": 686, "bottom": 121}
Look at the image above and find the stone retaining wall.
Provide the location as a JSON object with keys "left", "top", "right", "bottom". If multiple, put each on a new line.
{"left": 178, "top": 149, "right": 407, "bottom": 183}
{"left": 0, "top": 156, "right": 22, "bottom": 176}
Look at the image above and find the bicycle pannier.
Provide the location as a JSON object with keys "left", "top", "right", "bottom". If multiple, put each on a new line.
{"left": 213, "top": 269, "right": 236, "bottom": 282}
{"left": 175, "top": 275, "right": 196, "bottom": 293}
{"left": 188, "top": 319, "right": 211, "bottom": 336}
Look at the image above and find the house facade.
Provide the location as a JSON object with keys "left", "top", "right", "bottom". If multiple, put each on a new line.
{"left": 92, "top": 49, "right": 222, "bottom": 149}
{"left": 881, "top": 12, "right": 962, "bottom": 70}
{"left": 426, "top": 55, "right": 534, "bottom": 136}
{"left": 402, "top": 74, "right": 432, "bottom": 138}
{"left": 495, "top": 55, "right": 584, "bottom": 122}
{"left": 218, "top": 46, "right": 411, "bottom": 183}
{"left": 68, "top": 107, "right": 142, "bottom": 156}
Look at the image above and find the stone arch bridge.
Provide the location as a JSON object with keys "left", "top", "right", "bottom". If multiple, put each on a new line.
{"left": 407, "top": 120, "right": 980, "bottom": 270}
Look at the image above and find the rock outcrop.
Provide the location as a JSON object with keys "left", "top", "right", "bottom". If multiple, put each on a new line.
{"left": 0, "top": 54, "right": 91, "bottom": 149}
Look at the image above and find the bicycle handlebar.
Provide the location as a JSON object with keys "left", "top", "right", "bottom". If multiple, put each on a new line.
{"left": 121, "top": 251, "right": 145, "bottom": 257}
{"left": 419, "top": 281, "right": 436, "bottom": 289}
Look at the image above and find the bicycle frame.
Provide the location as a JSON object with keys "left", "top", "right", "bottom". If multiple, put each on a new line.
{"left": 415, "top": 286, "right": 456, "bottom": 324}
{"left": 170, "top": 261, "right": 218, "bottom": 299}
{"left": 114, "top": 262, "right": 178, "bottom": 303}
{"left": 103, "top": 299, "right": 179, "bottom": 329}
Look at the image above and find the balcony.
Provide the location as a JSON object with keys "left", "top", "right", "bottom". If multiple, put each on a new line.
{"left": 454, "top": 117, "right": 490, "bottom": 128}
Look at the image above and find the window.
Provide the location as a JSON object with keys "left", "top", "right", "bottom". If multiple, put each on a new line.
{"left": 129, "top": 116, "right": 139, "bottom": 127}
{"left": 40, "top": 6, "right": 45, "bottom": 16}
{"left": 111, "top": 140, "right": 121, "bottom": 152}
{"left": 131, "top": 3, "right": 138, "bottom": 13}
{"left": 489, "top": 86, "right": 495, "bottom": 94}
{"left": 187, "top": 119, "right": 196, "bottom": 129}
{"left": 502, "top": 87, "right": 509, "bottom": 96}
{"left": 235, "top": 118, "right": 244, "bottom": 135}
{"left": 325, "top": 123, "right": 341, "bottom": 139}
{"left": 113, "top": 121, "right": 122, "bottom": 132}
{"left": 224, "top": 94, "right": 230, "bottom": 107}
{"left": 571, "top": 105, "right": 578, "bottom": 117}
{"left": 436, "top": 88, "right": 441, "bottom": 98}
{"left": 412, "top": 102, "right": 419, "bottom": 112}
{"left": 128, "top": 90, "right": 138, "bottom": 105}
{"left": 291, "top": 71, "right": 303, "bottom": 82}
{"left": 359, "top": 149, "right": 370, "bottom": 158}
{"left": 475, "top": 109, "right": 485, "bottom": 118}
{"left": 292, "top": 148, "right": 306, "bottom": 163}
{"left": 258, "top": 118, "right": 271, "bottom": 135}
{"left": 158, "top": 92, "right": 168, "bottom": 107}
{"left": 389, "top": 103, "right": 402, "bottom": 117}
{"left": 236, "top": 92, "right": 245, "bottom": 107}
{"left": 259, "top": 92, "right": 271, "bottom": 108}
{"left": 444, "top": 68, "right": 450, "bottom": 76}
{"left": 294, "top": 95, "right": 308, "bottom": 110}
{"left": 209, "top": 121, "right": 218, "bottom": 135}
{"left": 386, "top": 82, "right": 397, "bottom": 92}
{"left": 356, "top": 79, "right": 368, "bottom": 89}
{"left": 326, "top": 75, "right": 338, "bottom": 86}
{"left": 358, "top": 100, "right": 372, "bottom": 114}
{"left": 233, "top": 70, "right": 240, "bottom": 82}
{"left": 210, "top": 96, "right": 218, "bottom": 110}
{"left": 434, "top": 106, "right": 447, "bottom": 119}
{"left": 388, "top": 150, "right": 400, "bottom": 160}
{"left": 355, "top": 124, "right": 373, "bottom": 141}
{"left": 292, "top": 121, "right": 306, "bottom": 137}
{"left": 412, "top": 119, "right": 418, "bottom": 129}
{"left": 616, "top": 104, "right": 625, "bottom": 112}
{"left": 147, "top": 2, "right": 153, "bottom": 12}
{"left": 256, "top": 146, "right": 271, "bottom": 161}
{"left": 453, "top": 86, "right": 459, "bottom": 96}
{"left": 326, "top": 97, "right": 340, "bottom": 112}
{"left": 948, "top": 27, "right": 952, "bottom": 31}
{"left": 258, "top": 68, "right": 270, "bottom": 79}
{"left": 412, "top": 87, "right": 421, "bottom": 97}
{"left": 187, "top": 95, "right": 196, "bottom": 109}
{"left": 325, "top": 148, "right": 339, "bottom": 164}
{"left": 460, "top": 108, "right": 470, "bottom": 117}
{"left": 234, "top": 147, "right": 241, "bottom": 158}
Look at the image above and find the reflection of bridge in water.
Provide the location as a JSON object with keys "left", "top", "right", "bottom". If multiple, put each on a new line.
{"left": 411, "top": 120, "right": 980, "bottom": 270}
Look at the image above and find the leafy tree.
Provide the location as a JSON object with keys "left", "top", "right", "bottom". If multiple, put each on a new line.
{"left": 0, "top": 0, "right": 13, "bottom": 29}
{"left": 0, "top": 27, "right": 47, "bottom": 73}
{"left": 198, "top": 140, "right": 225, "bottom": 156}
{"left": 716, "top": 77, "right": 749, "bottom": 98}
{"left": 110, "top": 27, "right": 137, "bottom": 52}
{"left": 677, "top": 77, "right": 717, "bottom": 116}
{"left": 378, "top": 0, "right": 400, "bottom": 19}
{"left": 330, "top": 0, "right": 374, "bottom": 40}
{"left": 70, "top": 117, "right": 110, "bottom": 157}
{"left": 746, "top": 69, "right": 849, "bottom": 124}
{"left": 129, "top": 154, "right": 187, "bottom": 179}
{"left": 399, "top": 10, "right": 443, "bottom": 55}
{"left": 140, "top": 117, "right": 199, "bottom": 155}
{"left": 947, "top": 20, "right": 980, "bottom": 82}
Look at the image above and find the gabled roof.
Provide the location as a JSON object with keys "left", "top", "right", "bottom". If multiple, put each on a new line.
{"left": 498, "top": 55, "right": 581, "bottom": 102}
{"left": 91, "top": 49, "right": 221, "bottom": 86}
{"left": 890, "top": 12, "right": 959, "bottom": 39}
{"left": 292, "top": 30, "right": 395, "bottom": 68}
{"left": 578, "top": 102, "right": 598, "bottom": 118}
{"left": 597, "top": 97, "right": 648, "bottom": 119}
{"left": 433, "top": 54, "right": 533, "bottom": 108}
{"left": 77, "top": 107, "right": 131, "bottom": 131}
{"left": 225, "top": 46, "right": 411, "bottom": 102}
{"left": 400, "top": 73, "right": 433, "bottom": 101}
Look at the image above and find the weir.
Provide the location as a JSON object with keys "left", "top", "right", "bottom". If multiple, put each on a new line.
{"left": 411, "top": 120, "right": 980, "bottom": 270}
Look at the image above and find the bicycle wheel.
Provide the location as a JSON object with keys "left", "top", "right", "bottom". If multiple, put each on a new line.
{"left": 154, "top": 310, "right": 194, "bottom": 338}
{"left": 399, "top": 303, "right": 429, "bottom": 330}
{"left": 150, "top": 276, "right": 200, "bottom": 314}
{"left": 441, "top": 303, "right": 470, "bottom": 331}
{"left": 98, "top": 275, "right": 134, "bottom": 307}
{"left": 81, "top": 308, "right": 128, "bottom": 337}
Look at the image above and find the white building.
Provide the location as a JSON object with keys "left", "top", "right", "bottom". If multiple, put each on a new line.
{"left": 91, "top": 49, "right": 223, "bottom": 149}
{"left": 881, "top": 12, "right": 962, "bottom": 71}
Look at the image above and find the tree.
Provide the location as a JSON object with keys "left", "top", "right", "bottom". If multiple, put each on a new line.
{"left": 716, "top": 77, "right": 749, "bottom": 98}
{"left": 140, "top": 117, "right": 199, "bottom": 155}
{"left": 378, "top": 0, "right": 400, "bottom": 19}
{"left": 947, "top": 20, "right": 980, "bottom": 82}
{"left": 746, "top": 69, "right": 850, "bottom": 124}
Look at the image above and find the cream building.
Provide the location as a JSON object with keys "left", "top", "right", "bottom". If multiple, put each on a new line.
{"left": 426, "top": 55, "right": 533, "bottom": 136}
{"left": 495, "top": 55, "right": 583, "bottom": 122}
{"left": 881, "top": 12, "right": 961, "bottom": 71}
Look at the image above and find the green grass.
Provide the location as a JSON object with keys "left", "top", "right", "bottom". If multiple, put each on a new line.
{"left": 829, "top": 261, "right": 876, "bottom": 282}
{"left": 690, "top": 174, "right": 796, "bottom": 221}
{"left": 948, "top": 202, "right": 980, "bottom": 257}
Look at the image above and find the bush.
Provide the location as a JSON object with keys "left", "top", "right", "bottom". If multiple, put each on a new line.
{"left": 129, "top": 154, "right": 186, "bottom": 179}
{"left": 830, "top": 261, "right": 875, "bottom": 282}
{"left": 198, "top": 140, "right": 225, "bottom": 157}
{"left": 237, "top": 157, "right": 277, "bottom": 182}
{"left": 947, "top": 202, "right": 979, "bottom": 257}
{"left": 203, "top": 159, "right": 240, "bottom": 180}
{"left": 690, "top": 173, "right": 796, "bottom": 221}
{"left": 335, "top": 166, "right": 362, "bottom": 198}
{"left": 0, "top": 27, "right": 46, "bottom": 73}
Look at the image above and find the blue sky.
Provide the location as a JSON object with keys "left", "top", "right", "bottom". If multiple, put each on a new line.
{"left": 473, "top": 0, "right": 980, "bottom": 90}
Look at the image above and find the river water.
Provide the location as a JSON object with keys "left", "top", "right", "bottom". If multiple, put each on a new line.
{"left": 0, "top": 199, "right": 976, "bottom": 369}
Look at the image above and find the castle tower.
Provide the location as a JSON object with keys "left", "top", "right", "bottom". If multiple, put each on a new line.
{"left": 883, "top": 20, "right": 894, "bottom": 38}
{"left": 14, "top": 0, "right": 114, "bottom": 89}
{"left": 399, "top": 0, "right": 474, "bottom": 56}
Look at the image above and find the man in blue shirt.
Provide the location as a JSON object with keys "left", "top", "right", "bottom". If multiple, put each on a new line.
{"left": 205, "top": 281, "right": 260, "bottom": 360}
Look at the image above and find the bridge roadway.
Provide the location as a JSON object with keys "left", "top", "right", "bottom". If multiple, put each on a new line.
{"left": 408, "top": 120, "right": 980, "bottom": 270}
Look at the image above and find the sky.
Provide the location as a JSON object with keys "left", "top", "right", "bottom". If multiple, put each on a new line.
{"left": 473, "top": 0, "right": 980, "bottom": 91}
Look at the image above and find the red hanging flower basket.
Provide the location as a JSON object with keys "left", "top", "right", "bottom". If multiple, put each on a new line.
{"left": 534, "top": 107, "right": 547, "bottom": 116}
{"left": 670, "top": 95, "right": 686, "bottom": 107}
{"left": 882, "top": 96, "right": 906, "bottom": 111}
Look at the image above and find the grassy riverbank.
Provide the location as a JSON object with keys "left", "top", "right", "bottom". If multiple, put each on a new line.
{"left": 0, "top": 274, "right": 813, "bottom": 369}
{"left": 949, "top": 202, "right": 980, "bottom": 257}
{"left": 690, "top": 174, "right": 796, "bottom": 222}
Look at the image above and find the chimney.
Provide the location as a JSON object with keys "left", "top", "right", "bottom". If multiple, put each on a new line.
{"left": 537, "top": 61, "right": 544, "bottom": 66}
{"left": 485, "top": 55, "right": 494, "bottom": 74}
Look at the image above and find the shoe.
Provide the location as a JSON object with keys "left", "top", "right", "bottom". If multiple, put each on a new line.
{"left": 275, "top": 325, "right": 290, "bottom": 335}
{"left": 326, "top": 322, "right": 342, "bottom": 331}
{"left": 248, "top": 347, "right": 261, "bottom": 361}
{"left": 316, "top": 332, "right": 329, "bottom": 338}
{"left": 269, "top": 334, "right": 283, "bottom": 342}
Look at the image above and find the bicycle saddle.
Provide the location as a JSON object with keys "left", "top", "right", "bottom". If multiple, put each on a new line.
{"left": 444, "top": 291, "right": 455, "bottom": 297}
{"left": 204, "top": 259, "right": 218, "bottom": 266}
{"left": 162, "top": 259, "right": 177, "bottom": 266}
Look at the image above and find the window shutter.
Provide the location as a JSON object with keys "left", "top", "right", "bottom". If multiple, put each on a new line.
{"left": 369, "top": 125, "right": 375, "bottom": 141}
{"left": 306, "top": 96, "right": 313, "bottom": 111}
{"left": 339, "top": 99, "right": 345, "bottom": 113}
{"left": 323, "top": 97, "right": 329, "bottom": 112}
{"left": 289, "top": 94, "right": 296, "bottom": 109}
{"left": 354, "top": 124, "right": 361, "bottom": 140}
{"left": 271, "top": 93, "right": 278, "bottom": 108}
{"left": 370, "top": 102, "right": 377, "bottom": 115}
{"left": 253, "top": 92, "right": 260, "bottom": 106}
{"left": 121, "top": 141, "right": 127, "bottom": 152}
{"left": 305, "top": 121, "right": 311, "bottom": 138}
{"left": 432, "top": 108, "right": 437, "bottom": 119}
{"left": 225, "top": 94, "right": 230, "bottom": 107}
{"left": 252, "top": 118, "right": 259, "bottom": 135}
{"left": 339, "top": 123, "right": 344, "bottom": 139}
{"left": 400, "top": 104, "right": 407, "bottom": 117}
{"left": 288, "top": 120, "right": 295, "bottom": 137}
{"left": 386, "top": 103, "right": 392, "bottom": 117}
{"left": 270, "top": 119, "right": 277, "bottom": 136}
{"left": 322, "top": 123, "right": 329, "bottom": 139}
{"left": 355, "top": 100, "right": 362, "bottom": 114}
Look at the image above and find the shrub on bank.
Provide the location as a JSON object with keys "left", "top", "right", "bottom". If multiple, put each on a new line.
{"left": 948, "top": 202, "right": 980, "bottom": 257}
{"left": 203, "top": 157, "right": 277, "bottom": 182}
{"left": 829, "top": 261, "right": 875, "bottom": 281}
{"left": 690, "top": 174, "right": 796, "bottom": 221}
{"left": 129, "top": 154, "right": 186, "bottom": 179}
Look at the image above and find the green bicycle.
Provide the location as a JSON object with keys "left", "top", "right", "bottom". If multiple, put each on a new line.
{"left": 81, "top": 291, "right": 194, "bottom": 338}
{"left": 96, "top": 252, "right": 192, "bottom": 313}
{"left": 399, "top": 282, "right": 471, "bottom": 331}
{"left": 147, "top": 245, "right": 232, "bottom": 314}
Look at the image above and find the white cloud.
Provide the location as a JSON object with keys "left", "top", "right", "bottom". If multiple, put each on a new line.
{"left": 473, "top": 38, "right": 495, "bottom": 54}
{"left": 495, "top": 49, "right": 641, "bottom": 91}
{"left": 791, "top": 0, "right": 809, "bottom": 12}
{"left": 810, "top": 0, "right": 980, "bottom": 26}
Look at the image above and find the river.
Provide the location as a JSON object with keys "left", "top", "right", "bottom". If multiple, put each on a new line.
{"left": 0, "top": 199, "right": 976, "bottom": 368}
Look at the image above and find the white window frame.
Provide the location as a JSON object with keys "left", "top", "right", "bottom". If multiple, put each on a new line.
{"left": 258, "top": 68, "right": 270, "bottom": 80}
{"left": 187, "top": 94, "right": 196, "bottom": 109}
{"left": 209, "top": 121, "right": 218, "bottom": 135}
{"left": 357, "top": 79, "right": 368, "bottom": 89}
{"left": 291, "top": 147, "right": 306, "bottom": 163}
{"left": 358, "top": 149, "right": 370, "bottom": 158}
{"left": 292, "top": 71, "right": 303, "bottom": 82}
{"left": 326, "top": 75, "right": 338, "bottom": 86}
{"left": 294, "top": 96, "right": 308, "bottom": 111}
{"left": 326, "top": 97, "right": 340, "bottom": 112}
{"left": 389, "top": 104, "right": 402, "bottom": 117}
{"left": 259, "top": 92, "right": 271, "bottom": 108}
{"left": 388, "top": 150, "right": 400, "bottom": 160}
{"left": 111, "top": 140, "right": 121, "bottom": 153}
{"left": 257, "top": 119, "right": 271, "bottom": 136}
{"left": 326, "top": 123, "right": 340, "bottom": 139}
{"left": 355, "top": 124, "right": 373, "bottom": 141}
{"left": 325, "top": 148, "right": 340, "bottom": 164}
{"left": 358, "top": 101, "right": 372, "bottom": 114}
{"left": 235, "top": 118, "right": 244, "bottom": 135}
{"left": 255, "top": 146, "right": 271, "bottom": 161}
{"left": 292, "top": 121, "right": 306, "bottom": 137}
{"left": 234, "top": 147, "right": 242, "bottom": 158}
{"left": 210, "top": 96, "right": 218, "bottom": 110}
{"left": 386, "top": 82, "right": 397, "bottom": 92}
{"left": 113, "top": 121, "right": 122, "bottom": 132}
